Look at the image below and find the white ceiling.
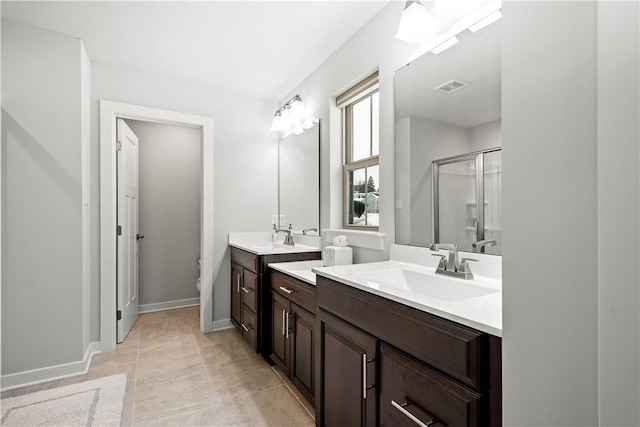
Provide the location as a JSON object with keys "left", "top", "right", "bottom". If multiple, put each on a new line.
{"left": 395, "top": 21, "right": 501, "bottom": 128}
{"left": 1, "top": 1, "right": 391, "bottom": 101}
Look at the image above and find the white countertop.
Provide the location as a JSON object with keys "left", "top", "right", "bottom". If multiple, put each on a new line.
{"left": 229, "top": 232, "right": 321, "bottom": 256}
{"left": 268, "top": 260, "right": 324, "bottom": 286}
{"left": 312, "top": 244, "right": 503, "bottom": 337}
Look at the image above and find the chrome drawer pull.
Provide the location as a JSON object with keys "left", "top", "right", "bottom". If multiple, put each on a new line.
{"left": 240, "top": 286, "right": 252, "bottom": 293}
{"left": 391, "top": 400, "right": 437, "bottom": 427}
{"left": 362, "top": 353, "right": 367, "bottom": 399}
{"left": 241, "top": 323, "right": 254, "bottom": 332}
{"left": 236, "top": 273, "right": 240, "bottom": 293}
{"left": 279, "top": 286, "right": 294, "bottom": 294}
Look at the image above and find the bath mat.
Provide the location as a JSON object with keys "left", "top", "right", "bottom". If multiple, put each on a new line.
{"left": 1, "top": 373, "right": 126, "bottom": 426}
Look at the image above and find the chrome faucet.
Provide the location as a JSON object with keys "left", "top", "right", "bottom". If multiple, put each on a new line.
{"left": 472, "top": 239, "right": 497, "bottom": 253}
{"left": 277, "top": 224, "right": 295, "bottom": 246}
{"left": 429, "top": 243, "right": 477, "bottom": 280}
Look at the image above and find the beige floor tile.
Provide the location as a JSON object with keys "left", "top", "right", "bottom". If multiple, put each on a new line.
{"left": 3, "top": 307, "right": 314, "bottom": 427}
{"left": 0, "top": 378, "right": 65, "bottom": 399}
{"left": 132, "top": 373, "right": 216, "bottom": 425}
{"left": 193, "top": 327, "right": 240, "bottom": 349}
{"left": 136, "top": 351, "right": 205, "bottom": 390}
{"left": 240, "top": 384, "right": 316, "bottom": 426}
{"left": 137, "top": 333, "right": 197, "bottom": 359}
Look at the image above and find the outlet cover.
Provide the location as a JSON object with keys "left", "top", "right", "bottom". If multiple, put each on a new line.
{"left": 279, "top": 215, "right": 286, "bottom": 226}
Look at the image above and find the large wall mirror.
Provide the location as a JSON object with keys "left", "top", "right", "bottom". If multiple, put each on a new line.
{"left": 278, "top": 120, "right": 320, "bottom": 235}
{"left": 395, "top": 22, "right": 501, "bottom": 254}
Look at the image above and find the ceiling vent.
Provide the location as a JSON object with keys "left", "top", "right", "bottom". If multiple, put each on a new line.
{"left": 434, "top": 79, "right": 470, "bottom": 94}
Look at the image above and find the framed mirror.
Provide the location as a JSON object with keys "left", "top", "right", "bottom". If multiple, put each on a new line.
{"left": 278, "top": 120, "right": 320, "bottom": 234}
{"left": 395, "top": 21, "right": 501, "bottom": 254}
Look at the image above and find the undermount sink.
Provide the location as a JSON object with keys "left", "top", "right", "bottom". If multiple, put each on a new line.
{"left": 353, "top": 268, "right": 499, "bottom": 302}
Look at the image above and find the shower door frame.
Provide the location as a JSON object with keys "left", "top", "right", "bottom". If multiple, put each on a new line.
{"left": 432, "top": 147, "right": 501, "bottom": 249}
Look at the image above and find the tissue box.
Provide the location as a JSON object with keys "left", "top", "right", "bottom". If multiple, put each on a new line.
{"left": 323, "top": 246, "right": 353, "bottom": 267}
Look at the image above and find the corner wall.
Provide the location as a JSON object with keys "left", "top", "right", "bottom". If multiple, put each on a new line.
{"left": 1, "top": 21, "right": 91, "bottom": 377}
{"left": 597, "top": 1, "right": 640, "bottom": 425}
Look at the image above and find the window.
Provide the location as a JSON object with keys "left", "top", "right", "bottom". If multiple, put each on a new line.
{"left": 338, "top": 72, "right": 379, "bottom": 229}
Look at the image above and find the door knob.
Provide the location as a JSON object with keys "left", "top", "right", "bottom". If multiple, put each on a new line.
{"left": 136, "top": 234, "right": 145, "bottom": 240}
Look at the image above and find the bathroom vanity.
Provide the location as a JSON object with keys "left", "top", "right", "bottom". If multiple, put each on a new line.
{"left": 229, "top": 235, "right": 321, "bottom": 354}
{"left": 265, "top": 244, "right": 502, "bottom": 427}
{"left": 315, "top": 275, "right": 501, "bottom": 427}
{"left": 268, "top": 261, "right": 323, "bottom": 405}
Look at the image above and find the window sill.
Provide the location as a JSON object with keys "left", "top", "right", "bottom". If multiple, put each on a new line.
{"left": 322, "top": 229, "right": 385, "bottom": 251}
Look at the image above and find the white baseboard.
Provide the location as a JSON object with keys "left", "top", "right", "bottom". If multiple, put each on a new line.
{"left": 211, "top": 318, "right": 234, "bottom": 332}
{"left": 138, "top": 298, "right": 200, "bottom": 314}
{"left": 1, "top": 341, "right": 101, "bottom": 392}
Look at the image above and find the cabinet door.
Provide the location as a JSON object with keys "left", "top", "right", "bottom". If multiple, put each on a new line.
{"left": 230, "top": 263, "right": 242, "bottom": 326}
{"left": 241, "top": 304, "right": 257, "bottom": 350}
{"left": 271, "top": 291, "right": 290, "bottom": 372}
{"left": 379, "top": 343, "right": 480, "bottom": 427}
{"left": 317, "top": 309, "right": 377, "bottom": 427}
{"left": 241, "top": 269, "right": 258, "bottom": 312}
{"left": 291, "top": 303, "right": 315, "bottom": 403}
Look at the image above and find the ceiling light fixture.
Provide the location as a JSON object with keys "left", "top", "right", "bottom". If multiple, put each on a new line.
{"left": 270, "top": 95, "right": 316, "bottom": 138}
{"left": 430, "top": 36, "right": 459, "bottom": 54}
{"left": 468, "top": 10, "right": 502, "bottom": 32}
{"left": 395, "top": 0, "right": 430, "bottom": 43}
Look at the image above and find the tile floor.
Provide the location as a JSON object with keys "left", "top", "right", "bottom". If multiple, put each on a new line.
{"left": 1, "top": 307, "right": 315, "bottom": 426}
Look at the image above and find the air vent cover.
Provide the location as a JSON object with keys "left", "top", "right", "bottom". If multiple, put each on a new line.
{"left": 434, "top": 79, "right": 470, "bottom": 94}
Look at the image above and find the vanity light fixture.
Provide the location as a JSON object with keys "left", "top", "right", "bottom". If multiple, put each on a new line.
{"left": 270, "top": 94, "right": 317, "bottom": 138}
{"left": 430, "top": 36, "right": 459, "bottom": 54}
{"left": 468, "top": 10, "right": 502, "bottom": 32}
{"left": 395, "top": 0, "right": 430, "bottom": 43}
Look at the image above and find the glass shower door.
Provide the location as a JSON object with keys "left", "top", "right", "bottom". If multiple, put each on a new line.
{"left": 433, "top": 148, "right": 502, "bottom": 255}
{"left": 434, "top": 156, "right": 478, "bottom": 253}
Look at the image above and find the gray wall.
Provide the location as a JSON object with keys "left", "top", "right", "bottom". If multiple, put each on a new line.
{"left": 597, "top": 2, "right": 640, "bottom": 424}
{"left": 90, "top": 62, "right": 278, "bottom": 337}
{"left": 125, "top": 120, "right": 201, "bottom": 307}
{"left": 1, "top": 21, "right": 90, "bottom": 374}
{"left": 502, "top": 2, "right": 597, "bottom": 424}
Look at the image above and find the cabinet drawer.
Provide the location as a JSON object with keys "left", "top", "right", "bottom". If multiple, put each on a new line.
{"left": 231, "top": 247, "right": 258, "bottom": 272}
{"left": 241, "top": 305, "right": 257, "bottom": 350}
{"left": 271, "top": 271, "right": 316, "bottom": 313}
{"left": 380, "top": 343, "right": 480, "bottom": 427}
{"left": 241, "top": 270, "right": 258, "bottom": 312}
{"left": 317, "top": 275, "right": 483, "bottom": 388}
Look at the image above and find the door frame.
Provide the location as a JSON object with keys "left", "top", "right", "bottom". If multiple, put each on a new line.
{"left": 100, "top": 100, "right": 214, "bottom": 353}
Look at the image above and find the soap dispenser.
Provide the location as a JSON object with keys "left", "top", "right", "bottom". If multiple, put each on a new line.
{"left": 271, "top": 224, "right": 278, "bottom": 242}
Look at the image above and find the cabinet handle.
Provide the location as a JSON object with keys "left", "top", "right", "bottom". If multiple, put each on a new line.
{"left": 391, "top": 400, "right": 438, "bottom": 427}
{"left": 241, "top": 323, "right": 254, "bottom": 332}
{"left": 286, "top": 312, "right": 290, "bottom": 339}
{"left": 282, "top": 310, "right": 286, "bottom": 336}
{"left": 241, "top": 286, "right": 252, "bottom": 293}
{"left": 362, "top": 353, "right": 367, "bottom": 400}
{"left": 236, "top": 273, "right": 240, "bottom": 293}
{"left": 279, "top": 286, "right": 294, "bottom": 294}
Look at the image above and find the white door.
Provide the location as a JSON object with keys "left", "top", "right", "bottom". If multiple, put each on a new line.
{"left": 117, "top": 119, "right": 140, "bottom": 343}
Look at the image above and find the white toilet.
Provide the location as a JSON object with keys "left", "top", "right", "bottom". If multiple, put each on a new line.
{"left": 196, "top": 257, "right": 201, "bottom": 292}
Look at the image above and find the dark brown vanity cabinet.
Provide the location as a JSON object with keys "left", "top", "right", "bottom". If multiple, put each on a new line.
{"left": 315, "top": 275, "right": 502, "bottom": 427}
{"left": 270, "top": 270, "right": 317, "bottom": 404}
{"left": 230, "top": 247, "right": 320, "bottom": 354}
{"left": 316, "top": 308, "right": 377, "bottom": 427}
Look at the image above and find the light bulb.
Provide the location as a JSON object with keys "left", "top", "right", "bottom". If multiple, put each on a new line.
{"left": 290, "top": 96, "right": 306, "bottom": 118}
{"left": 270, "top": 111, "right": 282, "bottom": 132}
